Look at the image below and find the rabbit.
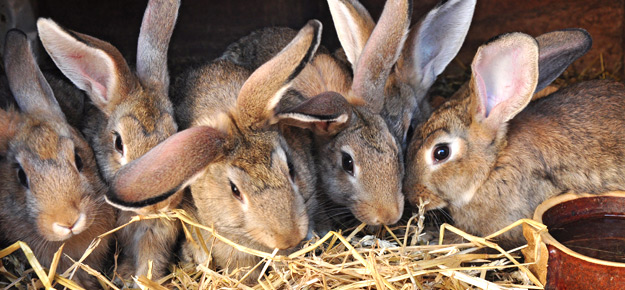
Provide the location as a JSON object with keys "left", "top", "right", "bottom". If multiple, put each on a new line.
{"left": 104, "top": 20, "right": 351, "bottom": 282}
{"left": 0, "top": 29, "right": 115, "bottom": 289}
{"left": 220, "top": 0, "right": 476, "bottom": 229}
{"left": 36, "top": 0, "right": 181, "bottom": 283}
{"left": 402, "top": 31, "right": 625, "bottom": 247}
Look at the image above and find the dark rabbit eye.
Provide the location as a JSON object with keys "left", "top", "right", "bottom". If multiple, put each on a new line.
{"left": 17, "top": 165, "right": 28, "bottom": 189}
{"left": 341, "top": 151, "right": 354, "bottom": 176}
{"left": 74, "top": 150, "right": 84, "bottom": 172}
{"left": 433, "top": 144, "right": 450, "bottom": 163}
{"left": 113, "top": 132, "right": 124, "bottom": 155}
{"left": 406, "top": 124, "right": 415, "bottom": 143}
{"left": 287, "top": 159, "right": 296, "bottom": 180}
{"left": 230, "top": 180, "right": 242, "bottom": 201}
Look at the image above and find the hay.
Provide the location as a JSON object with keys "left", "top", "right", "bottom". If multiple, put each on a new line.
{"left": 0, "top": 202, "right": 548, "bottom": 290}
{"left": 1, "top": 52, "right": 614, "bottom": 290}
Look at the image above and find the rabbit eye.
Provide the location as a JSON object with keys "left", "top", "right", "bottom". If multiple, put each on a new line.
{"left": 113, "top": 132, "right": 124, "bottom": 155}
{"left": 287, "top": 159, "right": 296, "bottom": 181}
{"left": 74, "top": 150, "right": 84, "bottom": 172}
{"left": 16, "top": 165, "right": 28, "bottom": 189}
{"left": 341, "top": 151, "right": 354, "bottom": 176}
{"left": 406, "top": 124, "right": 415, "bottom": 143}
{"left": 433, "top": 144, "right": 450, "bottom": 163}
{"left": 230, "top": 180, "right": 242, "bottom": 201}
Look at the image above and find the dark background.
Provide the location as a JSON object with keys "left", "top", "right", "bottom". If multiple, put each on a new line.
{"left": 5, "top": 0, "right": 624, "bottom": 79}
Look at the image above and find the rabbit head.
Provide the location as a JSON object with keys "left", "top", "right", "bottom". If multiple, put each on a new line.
{"left": 328, "top": 0, "right": 476, "bottom": 146}
{"left": 404, "top": 29, "right": 593, "bottom": 210}
{"left": 36, "top": 0, "right": 180, "bottom": 214}
{"left": 273, "top": 0, "right": 474, "bottom": 227}
{"left": 404, "top": 32, "right": 540, "bottom": 211}
{"left": 0, "top": 29, "right": 113, "bottom": 287}
{"left": 108, "top": 21, "right": 327, "bottom": 255}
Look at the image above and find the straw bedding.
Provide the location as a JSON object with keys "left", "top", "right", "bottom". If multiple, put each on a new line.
{"left": 0, "top": 55, "right": 617, "bottom": 290}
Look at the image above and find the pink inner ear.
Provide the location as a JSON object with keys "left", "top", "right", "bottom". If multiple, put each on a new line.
{"left": 474, "top": 46, "right": 528, "bottom": 119}
{"left": 59, "top": 48, "right": 112, "bottom": 104}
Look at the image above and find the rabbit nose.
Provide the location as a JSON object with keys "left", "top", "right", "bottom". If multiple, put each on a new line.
{"left": 370, "top": 202, "right": 403, "bottom": 226}
{"left": 52, "top": 212, "right": 88, "bottom": 237}
{"left": 271, "top": 234, "right": 304, "bottom": 249}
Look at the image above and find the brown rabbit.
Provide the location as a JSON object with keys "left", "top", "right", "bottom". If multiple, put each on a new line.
{"left": 36, "top": 0, "right": 181, "bottom": 283}
{"left": 0, "top": 29, "right": 115, "bottom": 289}
{"left": 403, "top": 32, "right": 625, "bottom": 247}
{"left": 222, "top": 0, "right": 476, "bottom": 229}
{"left": 106, "top": 20, "right": 345, "bottom": 281}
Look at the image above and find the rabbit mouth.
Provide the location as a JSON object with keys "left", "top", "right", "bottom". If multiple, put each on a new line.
{"left": 46, "top": 212, "right": 90, "bottom": 241}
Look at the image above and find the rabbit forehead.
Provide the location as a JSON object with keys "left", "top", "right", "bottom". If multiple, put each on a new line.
{"left": 112, "top": 90, "right": 176, "bottom": 134}
{"left": 227, "top": 131, "right": 292, "bottom": 189}
{"left": 13, "top": 118, "right": 74, "bottom": 161}
{"left": 111, "top": 106, "right": 177, "bottom": 157}
{"left": 336, "top": 109, "right": 399, "bottom": 154}
{"left": 416, "top": 98, "right": 472, "bottom": 146}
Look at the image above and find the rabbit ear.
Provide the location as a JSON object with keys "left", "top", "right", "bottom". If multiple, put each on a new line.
{"left": 3, "top": 29, "right": 65, "bottom": 120}
{"left": 535, "top": 28, "right": 592, "bottom": 93}
{"left": 235, "top": 20, "right": 321, "bottom": 130}
{"left": 136, "top": 0, "right": 180, "bottom": 95}
{"left": 327, "top": 0, "right": 375, "bottom": 67}
{"left": 106, "top": 126, "right": 226, "bottom": 209}
{"left": 352, "top": 0, "right": 411, "bottom": 113}
{"left": 37, "top": 18, "right": 135, "bottom": 116}
{"left": 276, "top": 91, "right": 352, "bottom": 136}
{"left": 397, "top": 0, "right": 476, "bottom": 90}
{"left": 470, "top": 33, "right": 539, "bottom": 131}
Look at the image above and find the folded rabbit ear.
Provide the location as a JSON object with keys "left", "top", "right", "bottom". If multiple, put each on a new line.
{"left": 105, "top": 126, "right": 226, "bottom": 209}
{"left": 470, "top": 33, "right": 539, "bottom": 132}
{"left": 327, "top": 0, "right": 376, "bottom": 67}
{"left": 276, "top": 91, "right": 352, "bottom": 136}
{"left": 535, "top": 28, "right": 592, "bottom": 93}
{"left": 235, "top": 20, "right": 321, "bottom": 131}
{"left": 3, "top": 29, "right": 65, "bottom": 120}
{"left": 37, "top": 18, "right": 136, "bottom": 116}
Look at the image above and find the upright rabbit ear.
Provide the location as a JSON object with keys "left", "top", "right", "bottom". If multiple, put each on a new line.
{"left": 3, "top": 29, "right": 65, "bottom": 120}
{"left": 136, "top": 0, "right": 180, "bottom": 95}
{"left": 352, "top": 0, "right": 411, "bottom": 113}
{"left": 37, "top": 18, "right": 136, "bottom": 116}
{"left": 397, "top": 0, "right": 476, "bottom": 90}
{"left": 235, "top": 20, "right": 321, "bottom": 130}
{"left": 327, "top": 0, "right": 375, "bottom": 67}
{"left": 106, "top": 126, "right": 226, "bottom": 209}
{"left": 534, "top": 28, "right": 592, "bottom": 93}
{"left": 276, "top": 91, "right": 352, "bottom": 136}
{"left": 470, "top": 33, "right": 539, "bottom": 131}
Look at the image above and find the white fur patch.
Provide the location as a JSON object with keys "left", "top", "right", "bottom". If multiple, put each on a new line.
{"left": 266, "top": 85, "right": 289, "bottom": 114}
{"left": 278, "top": 112, "right": 348, "bottom": 124}
{"left": 194, "top": 112, "right": 231, "bottom": 134}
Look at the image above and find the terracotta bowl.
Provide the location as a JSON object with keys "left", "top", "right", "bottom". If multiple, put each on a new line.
{"left": 530, "top": 192, "right": 625, "bottom": 290}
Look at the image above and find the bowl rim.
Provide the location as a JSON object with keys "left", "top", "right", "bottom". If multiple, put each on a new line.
{"left": 533, "top": 191, "right": 625, "bottom": 267}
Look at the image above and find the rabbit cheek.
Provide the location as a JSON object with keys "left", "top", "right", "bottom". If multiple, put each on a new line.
{"left": 406, "top": 184, "right": 448, "bottom": 211}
